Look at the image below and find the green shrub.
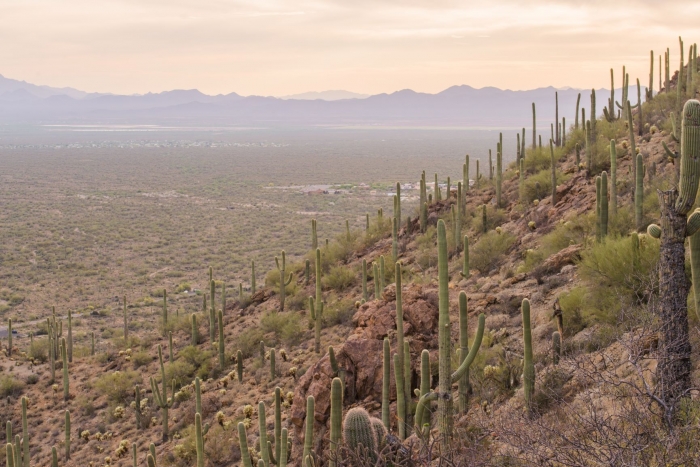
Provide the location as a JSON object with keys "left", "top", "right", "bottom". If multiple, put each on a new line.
{"left": 178, "top": 346, "right": 214, "bottom": 380}
{"left": 93, "top": 370, "right": 142, "bottom": 403}
{"left": 579, "top": 234, "right": 659, "bottom": 323}
{"left": 0, "top": 375, "right": 24, "bottom": 398}
{"left": 260, "top": 311, "right": 303, "bottom": 345}
{"left": 415, "top": 226, "right": 437, "bottom": 271}
{"left": 323, "top": 297, "right": 356, "bottom": 327}
{"left": 165, "top": 360, "right": 196, "bottom": 388}
{"left": 131, "top": 350, "right": 152, "bottom": 368}
{"left": 557, "top": 286, "right": 588, "bottom": 336}
{"left": 28, "top": 338, "right": 48, "bottom": 363}
{"left": 472, "top": 205, "right": 507, "bottom": 233}
{"left": 520, "top": 168, "right": 570, "bottom": 204}
{"left": 236, "top": 328, "right": 266, "bottom": 359}
{"left": 322, "top": 265, "right": 356, "bottom": 291}
{"left": 521, "top": 213, "right": 596, "bottom": 272}
{"left": 471, "top": 231, "right": 515, "bottom": 274}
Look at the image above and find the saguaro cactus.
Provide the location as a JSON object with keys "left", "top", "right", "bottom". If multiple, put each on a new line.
{"left": 362, "top": 259, "right": 368, "bottom": 302}
{"left": 238, "top": 422, "right": 253, "bottom": 467}
{"left": 522, "top": 299, "right": 535, "bottom": 413}
{"left": 237, "top": 350, "right": 243, "bottom": 382}
{"left": 532, "top": 102, "right": 537, "bottom": 150}
{"left": 302, "top": 396, "right": 315, "bottom": 464}
{"left": 434, "top": 220, "right": 486, "bottom": 441}
{"left": 310, "top": 248, "right": 324, "bottom": 353}
{"left": 460, "top": 235, "right": 470, "bottom": 279}
{"left": 61, "top": 338, "right": 69, "bottom": 401}
{"left": 275, "top": 251, "right": 294, "bottom": 312}
{"left": 218, "top": 310, "right": 225, "bottom": 370}
{"left": 7, "top": 318, "right": 11, "bottom": 357}
{"left": 343, "top": 407, "right": 376, "bottom": 457}
{"left": 64, "top": 410, "right": 70, "bottom": 460}
{"left": 67, "top": 310, "right": 73, "bottom": 363}
{"left": 610, "top": 140, "right": 618, "bottom": 216}
{"left": 636, "top": 154, "right": 645, "bottom": 231}
{"left": 644, "top": 100, "right": 700, "bottom": 414}
{"left": 162, "top": 289, "right": 168, "bottom": 337}
{"left": 382, "top": 338, "right": 390, "bottom": 430}
{"left": 457, "top": 291, "right": 470, "bottom": 413}
{"left": 21, "top": 397, "right": 28, "bottom": 467}
{"left": 150, "top": 345, "right": 174, "bottom": 442}
{"left": 123, "top": 296, "right": 129, "bottom": 342}
{"left": 550, "top": 140, "right": 557, "bottom": 205}
{"left": 311, "top": 219, "right": 318, "bottom": 250}
{"left": 329, "top": 377, "right": 342, "bottom": 467}
{"left": 195, "top": 413, "right": 204, "bottom": 467}
{"left": 394, "top": 353, "right": 406, "bottom": 440}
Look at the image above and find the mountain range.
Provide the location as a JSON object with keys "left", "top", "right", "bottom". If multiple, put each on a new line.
{"left": 0, "top": 74, "right": 644, "bottom": 128}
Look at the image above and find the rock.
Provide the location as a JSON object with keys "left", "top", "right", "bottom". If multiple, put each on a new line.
{"left": 539, "top": 244, "right": 583, "bottom": 275}
{"left": 560, "top": 264, "right": 575, "bottom": 275}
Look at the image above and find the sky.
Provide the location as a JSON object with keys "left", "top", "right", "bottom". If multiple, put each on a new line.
{"left": 1, "top": 0, "right": 700, "bottom": 97}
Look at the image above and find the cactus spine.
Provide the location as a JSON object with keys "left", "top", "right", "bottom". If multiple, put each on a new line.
{"left": 275, "top": 251, "right": 293, "bottom": 312}
{"left": 342, "top": 407, "right": 376, "bottom": 457}
{"left": 382, "top": 338, "right": 390, "bottom": 430}
{"left": 151, "top": 345, "right": 174, "bottom": 442}
{"left": 329, "top": 377, "right": 342, "bottom": 467}
{"left": 302, "top": 396, "right": 315, "bottom": 465}
{"left": 522, "top": 299, "right": 535, "bottom": 413}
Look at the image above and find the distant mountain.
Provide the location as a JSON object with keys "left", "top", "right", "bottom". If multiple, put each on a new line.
{"left": 0, "top": 74, "right": 101, "bottom": 100}
{"left": 279, "top": 90, "right": 370, "bottom": 101}
{"left": 0, "top": 74, "right": 646, "bottom": 128}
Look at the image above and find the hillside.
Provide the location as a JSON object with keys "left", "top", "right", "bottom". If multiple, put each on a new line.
{"left": 1, "top": 41, "right": 700, "bottom": 467}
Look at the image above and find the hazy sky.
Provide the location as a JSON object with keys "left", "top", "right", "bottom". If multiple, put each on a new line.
{"left": 2, "top": 0, "right": 700, "bottom": 96}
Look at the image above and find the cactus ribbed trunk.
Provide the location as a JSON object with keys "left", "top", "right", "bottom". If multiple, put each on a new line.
{"left": 522, "top": 299, "right": 534, "bottom": 413}
{"left": 610, "top": 140, "right": 618, "bottom": 217}
{"left": 382, "top": 338, "right": 390, "bottom": 430}
{"left": 636, "top": 154, "right": 644, "bottom": 231}
{"left": 457, "top": 292, "right": 469, "bottom": 413}
{"left": 550, "top": 140, "right": 557, "bottom": 205}
{"left": 532, "top": 102, "right": 536, "bottom": 150}
{"left": 657, "top": 189, "right": 692, "bottom": 417}
{"left": 436, "top": 220, "right": 453, "bottom": 440}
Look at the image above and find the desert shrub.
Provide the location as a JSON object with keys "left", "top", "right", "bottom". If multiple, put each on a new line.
{"left": 178, "top": 346, "right": 214, "bottom": 381}
{"left": 521, "top": 213, "right": 596, "bottom": 272}
{"left": 174, "top": 282, "right": 191, "bottom": 294}
{"left": 578, "top": 234, "right": 659, "bottom": 323}
{"left": 471, "top": 231, "right": 516, "bottom": 274}
{"left": 25, "top": 374, "right": 39, "bottom": 385}
{"left": 0, "top": 375, "right": 24, "bottom": 398}
{"left": 415, "top": 226, "right": 438, "bottom": 270}
{"left": 260, "top": 311, "right": 303, "bottom": 345}
{"left": 532, "top": 368, "right": 571, "bottom": 413}
{"left": 94, "top": 370, "right": 142, "bottom": 403}
{"left": 28, "top": 338, "right": 48, "bottom": 363}
{"left": 361, "top": 216, "right": 392, "bottom": 249}
{"left": 264, "top": 270, "right": 297, "bottom": 296}
{"left": 323, "top": 298, "right": 357, "bottom": 327}
{"left": 165, "top": 360, "right": 196, "bottom": 388}
{"left": 322, "top": 265, "right": 356, "bottom": 291}
{"left": 472, "top": 205, "right": 507, "bottom": 233}
{"left": 557, "top": 286, "right": 588, "bottom": 336}
{"left": 520, "top": 168, "right": 570, "bottom": 204}
{"left": 236, "top": 328, "right": 267, "bottom": 359}
{"left": 131, "top": 350, "right": 152, "bottom": 368}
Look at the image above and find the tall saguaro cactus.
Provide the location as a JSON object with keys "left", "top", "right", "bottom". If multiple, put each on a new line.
{"left": 522, "top": 299, "right": 535, "bottom": 413}
{"left": 275, "top": 251, "right": 294, "bottom": 312}
{"left": 610, "top": 140, "right": 618, "bottom": 216}
{"left": 532, "top": 102, "right": 537, "bottom": 150}
{"left": 310, "top": 248, "right": 324, "bottom": 353}
{"left": 636, "top": 154, "right": 645, "bottom": 231}
{"left": 646, "top": 99, "right": 700, "bottom": 420}
{"left": 151, "top": 345, "right": 174, "bottom": 442}
{"left": 550, "top": 140, "right": 557, "bottom": 205}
